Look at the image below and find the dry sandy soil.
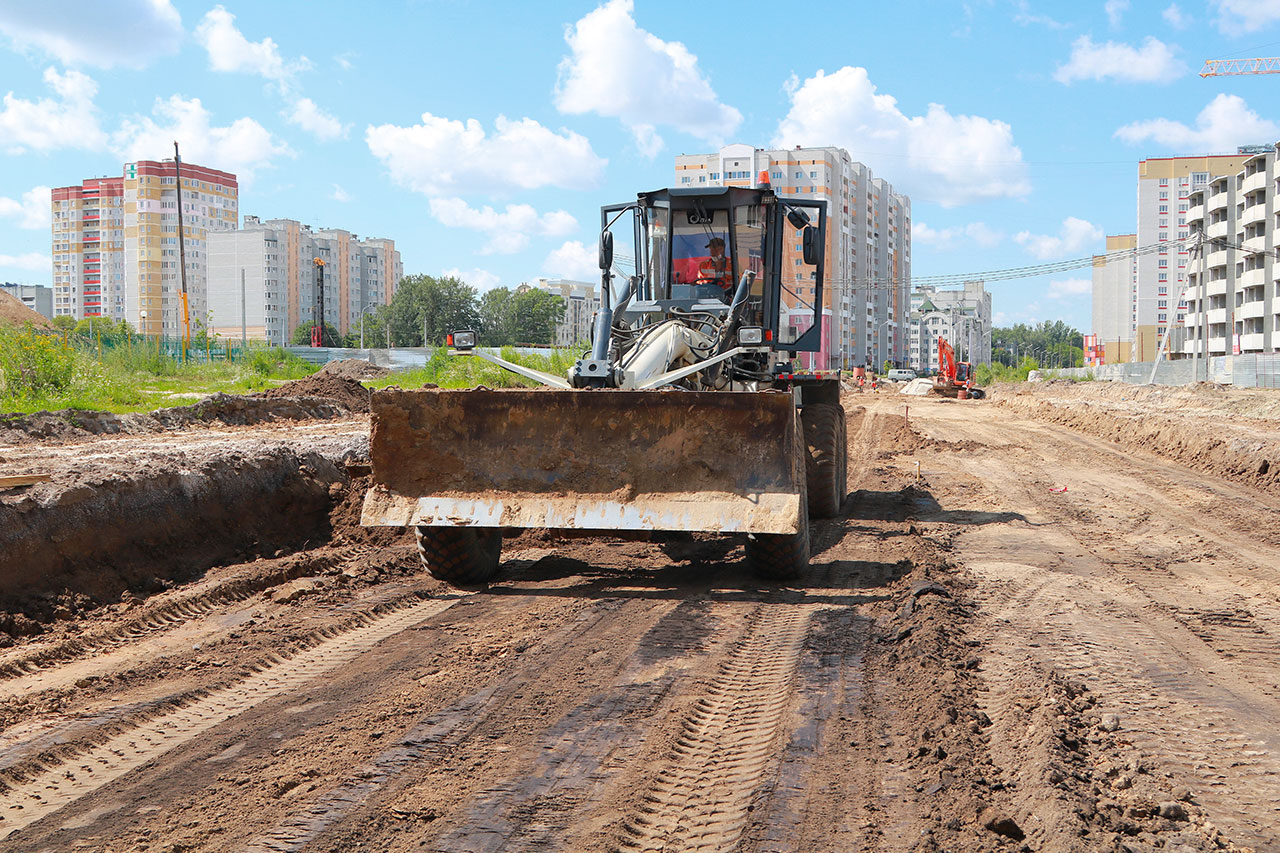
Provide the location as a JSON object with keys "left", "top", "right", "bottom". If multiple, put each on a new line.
{"left": 0, "top": 381, "right": 1276, "bottom": 851}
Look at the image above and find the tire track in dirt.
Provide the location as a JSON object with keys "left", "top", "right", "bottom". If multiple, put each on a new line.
{"left": 0, "top": 594, "right": 462, "bottom": 839}
{"left": 615, "top": 603, "right": 817, "bottom": 853}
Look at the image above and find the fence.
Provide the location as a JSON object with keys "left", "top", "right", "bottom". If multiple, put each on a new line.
{"left": 1054, "top": 353, "right": 1280, "bottom": 387}
{"left": 28, "top": 328, "right": 280, "bottom": 363}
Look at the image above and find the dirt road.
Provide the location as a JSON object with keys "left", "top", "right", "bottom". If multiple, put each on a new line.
{"left": 0, "top": 388, "right": 1273, "bottom": 851}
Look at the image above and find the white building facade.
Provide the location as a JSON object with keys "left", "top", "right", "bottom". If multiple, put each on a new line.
{"left": 907, "top": 281, "right": 992, "bottom": 372}
{"left": 533, "top": 278, "right": 599, "bottom": 347}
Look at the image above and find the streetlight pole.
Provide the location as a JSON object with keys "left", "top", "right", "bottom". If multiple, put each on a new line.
{"left": 876, "top": 319, "right": 894, "bottom": 372}
{"left": 359, "top": 303, "right": 380, "bottom": 350}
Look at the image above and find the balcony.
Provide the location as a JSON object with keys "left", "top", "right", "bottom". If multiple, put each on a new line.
{"left": 1187, "top": 203, "right": 1205, "bottom": 223}
{"left": 1207, "top": 307, "right": 1228, "bottom": 324}
{"left": 1241, "top": 300, "right": 1268, "bottom": 320}
{"left": 1243, "top": 169, "right": 1269, "bottom": 194}
{"left": 1243, "top": 203, "right": 1268, "bottom": 228}
{"left": 1207, "top": 219, "right": 1229, "bottom": 239}
{"left": 1240, "top": 266, "right": 1267, "bottom": 288}
{"left": 1244, "top": 234, "right": 1267, "bottom": 254}
{"left": 1241, "top": 332, "right": 1266, "bottom": 352}
{"left": 1208, "top": 337, "right": 1229, "bottom": 354}
{"left": 1205, "top": 278, "right": 1229, "bottom": 297}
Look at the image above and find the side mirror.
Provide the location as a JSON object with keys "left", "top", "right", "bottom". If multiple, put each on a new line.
{"left": 802, "top": 225, "right": 819, "bottom": 266}
{"left": 599, "top": 231, "right": 614, "bottom": 271}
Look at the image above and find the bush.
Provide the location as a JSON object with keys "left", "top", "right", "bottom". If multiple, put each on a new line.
{"left": 0, "top": 324, "right": 77, "bottom": 398}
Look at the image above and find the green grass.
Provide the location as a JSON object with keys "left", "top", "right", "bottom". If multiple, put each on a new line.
{"left": 364, "top": 347, "right": 580, "bottom": 391}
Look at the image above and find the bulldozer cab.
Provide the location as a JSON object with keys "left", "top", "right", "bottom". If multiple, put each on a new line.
{"left": 601, "top": 186, "right": 827, "bottom": 354}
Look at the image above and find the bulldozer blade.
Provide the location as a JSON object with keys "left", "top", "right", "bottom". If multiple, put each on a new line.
{"left": 361, "top": 388, "right": 804, "bottom": 535}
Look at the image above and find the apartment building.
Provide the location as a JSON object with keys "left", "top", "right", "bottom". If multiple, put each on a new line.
{"left": 0, "top": 283, "right": 53, "bottom": 319}
{"left": 206, "top": 216, "right": 402, "bottom": 346}
{"left": 533, "top": 278, "right": 599, "bottom": 347}
{"left": 1184, "top": 145, "right": 1279, "bottom": 357}
{"left": 674, "top": 144, "right": 910, "bottom": 370}
{"left": 1090, "top": 234, "right": 1136, "bottom": 364}
{"left": 51, "top": 160, "right": 239, "bottom": 336}
{"left": 907, "top": 281, "right": 992, "bottom": 373}
{"left": 1133, "top": 155, "right": 1248, "bottom": 361}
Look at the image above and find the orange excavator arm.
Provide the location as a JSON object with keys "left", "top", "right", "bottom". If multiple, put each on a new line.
{"left": 937, "top": 338, "right": 956, "bottom": 382}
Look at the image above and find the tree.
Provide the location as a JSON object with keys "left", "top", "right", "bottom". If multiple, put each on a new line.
{"left": 478, "top": 288, "right": 517, "bottom": 346}
{"left": 51, "top": 315, "right": 76, "bottom": 331}
{"left": 510, "top": 288, "right": 564, "bottom": 345}
{"left": 290, "top": 321, "right": 342, "bottom": 347}
{"left": 992, "top": 320, "right": 1084, "bottom": 368}
{"left": 383, "top": 274, "right": 480, "bottom": 346}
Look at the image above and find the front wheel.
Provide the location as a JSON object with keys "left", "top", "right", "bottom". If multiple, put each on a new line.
{"left": 802, "top": 403, "right": 848, "bottom": 518}
{"left": 745, "top": 499, "right": 810, "bottom": 581}
{"left": 415, "top": 526, "right": 502, "bottom": 586}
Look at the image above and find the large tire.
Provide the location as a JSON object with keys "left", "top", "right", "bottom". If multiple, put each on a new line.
{"left": 745, "top": 496, "right": 810, "bottom": 581}
{"left": 415, "top": 526, "right": 502, "bottom": 586}
{"left": 802, "top": 403, "right": 847, "bottom": 518}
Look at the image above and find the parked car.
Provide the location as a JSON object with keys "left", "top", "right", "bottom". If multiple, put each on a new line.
{"left": 886, "top": 368, "right": 917, "bottom": 382}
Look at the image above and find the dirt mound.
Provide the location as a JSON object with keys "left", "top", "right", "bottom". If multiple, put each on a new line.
{"left": 0, "top": 290, "right": 53, "bottom": 329}
{"left": 318, "top": 358, "right": 390, "bottom": 381}
{"left": 0, "top": 395, "right": 350, "bottom": 444}
{"left": 261, "top": 374, "right": 371, "bottom": 413}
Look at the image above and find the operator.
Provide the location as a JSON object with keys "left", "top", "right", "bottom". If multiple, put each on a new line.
{"left": 697, "top": 237, "right": 733, "bottom": 291}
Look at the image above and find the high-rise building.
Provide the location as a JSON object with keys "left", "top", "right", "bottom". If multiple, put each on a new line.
{"left": 1133, "top": 155, "right": 1248, "bottom": 361}
{"left": 533, "top": 278, "right": 599, "bottom": 347}
{"left": 1184, "top": 146, "right": 1278, "bottom": 357}
{"left": 51, "top": 160, "right": 239, "bottom": 335}
{"left": 907, "top": 281, "right": 991, "bottom": 372}
{"left": 0, "top": 283, "right": 53, "bottom": 319}
{"left": 206, "top": 216, "right": 402, "bottom": 346}
{"left": 1090, "top": 234, "right": 1136, "bottom": 364}
{"left": 674, "top": 144, "right": 911, "bottom": 370}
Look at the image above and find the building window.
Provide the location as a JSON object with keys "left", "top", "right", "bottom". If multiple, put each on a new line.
{"left": 1159, "top": 191, "right": 1169, "bottom": 199}
{"left": 1159, "top": 178, "right": 1169, "bottom": 186}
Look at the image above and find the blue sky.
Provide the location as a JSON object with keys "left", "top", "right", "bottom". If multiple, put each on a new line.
{"left": 2, "top": 0, "right": 1280, "bottom": 332}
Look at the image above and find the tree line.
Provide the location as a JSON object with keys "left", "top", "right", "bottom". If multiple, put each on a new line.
{"left": 991, "top": 320, "right": 1084, "bottom": 368}
{"left": 291, "top": 274, "right": 569, "bottom": 348}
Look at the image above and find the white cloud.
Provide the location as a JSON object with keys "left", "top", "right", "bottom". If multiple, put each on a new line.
{"left": 0, "top": 67, "right": 105, "bottom": 153}
{"left": 286, "top": 97, "right": 346, "bottom": 140}
{"left": 554, "top": 0, "right": 741, "bottom": 157}
{"left": 113, "top": 96, "right": 292, "bottom": 184}
{"left": 1015, "top": 217, "right": 1102, "bottom": 259}
{"left": 544, "top": 240, "right": 599, "bottom": 280}
{"left": 194, "top": 6, "right": 308, "bottom": 87}
{"left": 331, "top": 184, "right": 351, "bottom": 202}
{"left": 0, "top": 251, "right": 50, "bottom": 272}
{"left": 334, "top": 52, "right": 355, "bottom": 71}
{"left": 1054, "top": 36, "right": 1184, "bottom": 84}
{"left": 1105, "top": 0, "right": 1129, "bottom": 27}
{"left": 0, "top": 1, "right": 182, "bottom": 69}
{"left": 1047, "top": 277, "right": 1092, "bottom": 299}
{"left": 428, "top": 197, "right": 577, "bottom": 255}
{"left": 773, "top": 66, "right": 1029, "bottom": 207}
{"left": 1213, "top": 0, "right": 1280, "bottom": 34}
{"left": 1115, "top": 94, "right": 1280, "bottom": 153}
{"left": 1012, "top": 1, "right": 1067, "bottom": 28}
{"left": 441, "top": 266, "right": 500, "bottom": 291}
{"left": 1163, "top": 4, "right": 1189, "bottom": 28}
{"left": 0, "top": 185, "right": 51, "bottom": 229}
{"left": 914, "top": 221, "right": 1005, "bottom": 250}
{"left": 367, "top": 113, "right": 606, "bottom": 197}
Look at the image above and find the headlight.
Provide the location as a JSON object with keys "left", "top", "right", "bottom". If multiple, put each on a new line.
{"left": 737, "top": 326, "right": 764, "bottom": 346}
{"left": 449, "top": 329, "right": 477, "bottom": 350}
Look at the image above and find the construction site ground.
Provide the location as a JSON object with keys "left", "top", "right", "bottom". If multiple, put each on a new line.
{"left": 1, "top": 380, "right": 1278, "bottom": 852}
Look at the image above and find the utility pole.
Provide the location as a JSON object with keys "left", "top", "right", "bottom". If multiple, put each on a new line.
{"left": 240, "top": 268, "right": 246, "bottom": 347}
{"left": 311, "top": 258, "right": 326, "bottom": 347}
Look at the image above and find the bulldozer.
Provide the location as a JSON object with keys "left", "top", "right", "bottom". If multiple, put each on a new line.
{"left": 361, "top": 177, "right": 848, "bottom": 584}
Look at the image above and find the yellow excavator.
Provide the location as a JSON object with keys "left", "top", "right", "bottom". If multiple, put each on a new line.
{"left": 362, "top": 178, "right": 847, "bottom": 584}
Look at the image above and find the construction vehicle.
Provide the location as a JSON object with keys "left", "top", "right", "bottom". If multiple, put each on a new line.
{"left": 934, "top": 337, "right": 985, "bottom": 399}
{"left": 361, "top": 177, "right": 848, "bottom": 585}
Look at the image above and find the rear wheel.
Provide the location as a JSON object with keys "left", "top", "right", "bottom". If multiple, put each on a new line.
{"left": 415, "top": 526, "right": 502, "bottom": 585}
{"left": 802, "top": 403, "right": 847, "bottom": 518}
{"left": 746, "top": 498, "right": 810, "bottom": 581}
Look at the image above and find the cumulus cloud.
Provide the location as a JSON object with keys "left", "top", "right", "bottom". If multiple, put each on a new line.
{"left": 286, "top": 97, "right": 346, "bottom": 140}
{"left": 113, "top": 96, "right": 292, "bottom": 183}
{"left": 367, "top": 113, "right": 605, "bottom": 197}
{"left": 1212, "top": 0, "right": 1280, "bottom": 34}
{"left": 555, "top": 0, "right": 741, "bottom": 157}
{"left": 1115, "top": 94, "right": 1280, "bottom": 153}
{"left": 1054, "top": 36, "right": 1184, "bottom": 84}
{"left": 1047, "top": 277, "right": 1092, "bottom": 299}
{"left": 0, "top": 67, "right": 105, "bottom": 153}
{"left": 1105, "top": 0, "right": 1129, "bottom": 27}
{"left": 441, "top": 266, "right": 500, "bottom": 291}
{"left": 195, "top": 6, "right": 308, "bottom": 88}
{"left": 1015, "top": 217, "right": 1103, "bottom": 259}
{"left": 1163, "top": 4, "right": 1189, "bottom": 28}
{"left": 913, "top": 221, "right": 1004, "bottom": 250}
{"left": 544, "top": 240, "right": 599, "bottom": 280}
{"left": 429, "top": 197, "right": 578, "bottom": 255}
{"left": 0, "top": 251, "right": 51, "bottom": 272}
{"left": 0, "top": 185, "right": 51, "bottom": 229}
{"left": 0, "top": 0, "right": 182, "bottom": 69}
{"left": 773, "top": 66, "right": 1029, "bottom": 207}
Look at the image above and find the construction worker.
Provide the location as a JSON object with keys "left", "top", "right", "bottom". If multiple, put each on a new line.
{"left": 697, "top": 237, "right": 733, "bottom": 290}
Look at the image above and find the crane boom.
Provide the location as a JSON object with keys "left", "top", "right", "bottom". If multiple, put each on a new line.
{"left": 1200, "top": 58, "right": 1280, "bottom": 77}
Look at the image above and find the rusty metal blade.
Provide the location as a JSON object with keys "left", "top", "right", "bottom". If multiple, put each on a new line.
{"left": 361, "top": 388, "right": 803, "bottom": 534}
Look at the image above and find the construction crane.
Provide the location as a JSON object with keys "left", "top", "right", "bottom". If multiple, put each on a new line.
{"left": 1200, "top": 58, "right": 1280, "bottom": 77}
